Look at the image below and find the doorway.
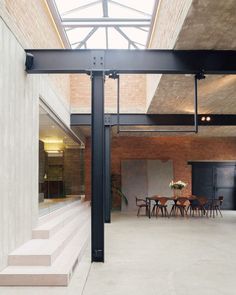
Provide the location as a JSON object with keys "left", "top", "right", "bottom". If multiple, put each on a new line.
{"left": 191, "top": 162, "right": 236, "bottom": 210}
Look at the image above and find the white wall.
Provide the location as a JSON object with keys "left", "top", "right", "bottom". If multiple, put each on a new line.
{"left": 121, "top": 160, "right": 173, "bottom": 212}
{"left": 0, "top": 16, "right": 71, "bottom": 270}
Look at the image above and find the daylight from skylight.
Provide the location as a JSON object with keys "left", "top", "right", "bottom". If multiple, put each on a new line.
{"left": 54, "top": 0, "right": 156, "bottom": 49}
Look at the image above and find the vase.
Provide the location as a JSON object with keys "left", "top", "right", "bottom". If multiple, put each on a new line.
{"left": 173, "top": 189, "right": 182, "bottom": 199}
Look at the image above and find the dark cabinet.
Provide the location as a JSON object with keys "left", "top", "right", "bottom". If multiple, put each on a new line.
{"left": 190, "top": 162, "right": 236, "bottom": 210}
{"left": 44, "top": 181, "right": 64, "bottom": 198}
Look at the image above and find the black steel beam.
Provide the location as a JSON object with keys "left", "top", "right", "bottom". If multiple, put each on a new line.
{"left": 91, "top": 72, "right": 105, "bottom": 262}
{"left": 25, "top": 49, "right": 236, "bottom": 74}
{"left": 71, "top": 114, "right": 236, "bottom": 127}
{"left": 104, "top": 125, "right": 111, "bottom": 223}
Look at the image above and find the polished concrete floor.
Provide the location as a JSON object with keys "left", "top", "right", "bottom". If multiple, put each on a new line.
{"left": 1, "top": 211, "right": 236, "bottom": 294}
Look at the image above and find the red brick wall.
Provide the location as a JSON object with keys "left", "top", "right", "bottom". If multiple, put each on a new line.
{"left": 85, "top": 136, "right": 236, "bottom": 201}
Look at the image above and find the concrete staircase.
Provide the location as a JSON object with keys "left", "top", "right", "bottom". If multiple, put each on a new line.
{"left": 0, "top": 200, "right": 91, "bottom": 286}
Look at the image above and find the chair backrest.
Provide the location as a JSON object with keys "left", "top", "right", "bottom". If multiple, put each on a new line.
{"left": 176, "top": 197, "right": 188, "bottom": 206}
{"left": 188, "top": 195, "right": 197, "bottom": 200}
{"left": 158, "top": 197, "right": 169, "bottom": 206}
{"left": 218, "top": 196, "right": 224, "bottom": 206}
{"left": 135, "top": 197, "right": 146, "bottom": 206}
{"left": 197, "top": 196, "right": 208, "bottom": 206}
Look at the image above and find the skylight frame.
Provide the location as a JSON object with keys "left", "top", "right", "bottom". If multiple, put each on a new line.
{"left": 47, "top": 0, "right": 156, "bottom": 49}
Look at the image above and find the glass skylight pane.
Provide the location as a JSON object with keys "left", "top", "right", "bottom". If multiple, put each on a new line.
{"left": 86, "top": 28, "right": 106, "bottom": 49}
{"left": 108, "top": 28, "right": 129, "bottom": 49}
{"left": 109, "top": 2, "right": 146, "bottom": 18}
{"left": 121, "top": 27, "right": 147, "bottom": 46}
{"left": 62, "top": 2, "right": 102, "bottom": 19}
{"left": 55, "top": 0, "right": 97, "bottom": 15}
{"left": 113, "top": 0, "right": 155, "bottom": 15}
{"left": 66, "top": 28, "right": 92, "bottom": 45}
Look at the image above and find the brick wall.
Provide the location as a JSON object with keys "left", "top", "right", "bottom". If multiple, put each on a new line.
{"left": 85, "top": 136, "right": 236, "bottom": 202}
{"left": 64, "top": 148, "right": 84, "bottom": 195}
{"left": 146, "top": 0, "right": 193, "bottom": 108}
{"left": 70, "top": 74, "right": 147, "bottom": 113}
{"left": 3, "top": 0, "right": 70, "bottom": 104}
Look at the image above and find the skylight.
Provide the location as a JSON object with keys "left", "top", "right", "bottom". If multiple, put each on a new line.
{"left": 51, "top": 0, "right": 156, "bottom": 49}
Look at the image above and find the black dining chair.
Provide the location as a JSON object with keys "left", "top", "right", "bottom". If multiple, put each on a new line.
{"left": 207, "top": 196, "right": 224, "bottom": 218}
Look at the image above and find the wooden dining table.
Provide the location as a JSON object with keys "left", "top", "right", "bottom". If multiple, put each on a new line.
{"left": 146, "top": 195, "right": 196, "bottom": 219}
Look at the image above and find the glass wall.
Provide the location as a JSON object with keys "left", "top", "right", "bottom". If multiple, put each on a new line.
{"left": 39, "top": 106, "right": 85, "bottom": 216}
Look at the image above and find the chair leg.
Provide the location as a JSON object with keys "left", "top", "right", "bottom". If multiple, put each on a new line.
{"left": 156, "top": 207, "right": 160, "bottom": 218}
{"left": 137, "top": 207, "right": 140, "bottom": 216}
{"left": 151, "top": 205, "right": 155, "bottom": 216}
{"left": 161, "top": 207, "right": 164, "bottom": 217}
{"left": 217, "top": 206, "right": 223, "bottom": 217}
{"left": 165, "top": 207, "right": 169, "bottom": 218}
{"left": 184, "top": 207, "right": 188, "bottom": 215}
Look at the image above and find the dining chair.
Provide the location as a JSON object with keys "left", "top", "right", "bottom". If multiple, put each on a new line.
{"left": 135, "top": 197, "right": 149, "bottom": 217}
{"left": 189, "top": 196, "right": 208, "bottom": 217}
{"left": 207, "top": 196, "right": 224, "bottom": 218}
{"left": 155, "top": 197, "right": 169, "bottom": 218}
{"left": 151, "top": 195, "right": 161, "bottom": 216}
{"left": 171, "top": 197, "right": 189, "bottom": 216}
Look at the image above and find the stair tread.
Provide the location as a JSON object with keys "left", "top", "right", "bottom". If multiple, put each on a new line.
{"left": 1, "top": 219, "right": 90, "bottom": 275}
{"left": 34, "top": 201, "right": 89, "bottom": 231}
{"left": 9, "top": 208, "right": 90, "bottom": 256}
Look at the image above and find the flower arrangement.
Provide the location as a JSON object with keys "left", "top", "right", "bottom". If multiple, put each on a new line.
{"left": 169, "top": 180, "right": 187, "bottom": 190}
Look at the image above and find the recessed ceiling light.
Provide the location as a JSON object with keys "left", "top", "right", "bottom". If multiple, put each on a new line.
{"left": 201, "top": 116, "right": 206, "bottom": 121}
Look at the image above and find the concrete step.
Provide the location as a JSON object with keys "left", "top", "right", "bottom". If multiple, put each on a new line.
{"left": 33, "top": 201, "right": 90, "bottom": 239}
{"left": 8, "top": 207, "right": 90, "bottom": 266}
{"left": 0, "top": 219, "right": 90, "bottom": 286}
{"left": 38, "top": 200, "right": 82, "bottom": 225}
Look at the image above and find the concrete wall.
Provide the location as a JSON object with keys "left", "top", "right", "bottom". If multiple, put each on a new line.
{"left": 85, "top": 136, "right": 236, "bottom": 202}
{"left": 121, "top": 160, "right": 148, "bottom": 212}
{"left": 0, "top": 3, "right": 71, "bottom": 270}
{"left": 3, "top": 0, "right": 70, "bottom": 106}
{"left": 121, "top": 160, "right": 173, "bottom": 212}
{"left": 0, "top": 17, "right": 38, "bottom": 270}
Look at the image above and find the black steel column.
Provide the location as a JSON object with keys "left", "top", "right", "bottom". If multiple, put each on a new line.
{"left": 91, "top": 71, "right": 105, "bottom": 262}
{"left": 104, "top": 122, "right": 111, "bottom": 223}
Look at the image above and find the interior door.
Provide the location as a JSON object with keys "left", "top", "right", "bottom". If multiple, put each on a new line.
{"left": 192, "top": 162, "right": 236, "bottom": 210}
{"left": 192, "top": 165, "right": 215, "bottom": 198}
{"left": 215, "top": 165, "right": 236, "bottom": 209}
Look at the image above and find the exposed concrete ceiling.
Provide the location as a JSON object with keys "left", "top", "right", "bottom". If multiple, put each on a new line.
{"left": 148, "top": 0, "right": 236, "bottom": 116}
